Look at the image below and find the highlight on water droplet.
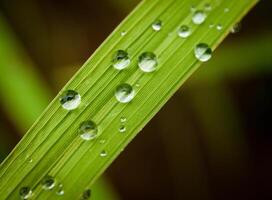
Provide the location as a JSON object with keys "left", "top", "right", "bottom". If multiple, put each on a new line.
{"left": 178, "top": 25, "right": 191, "bottom": 38}
{"left": 194, "top": 43, "right": 212, "bottom": 62}
{"left": 138, "top": 52, "right": 158, "bottom": 73}
{"left": 19, "top": 187, "right": 32, "bottom": 199}
{"left": 80, "top": 189, "right": 91, "bottom": 200}
{"left": 41, "top": 175, "right": 56, "bottom": 190}
{"left": 152, "top": 20, "right": 162, "bottom": 31}
{"left": 216, "top": 23, "right": 223, "bottom": 31}
{"left": 100, "top": 150, "right": 107, "bottom": 157}
{"left": 112, "top": 50, "right": 131, "bottom": 70}
{"left": 119, "top": 125, "right": 126, "bottom": 133}
{"left": 230, "top": 23, "right": 241, "bottom": 33}
{"left": 192, "top": 10, "right": 207, "bottom": 25}
{"left": 115, "top": 83, "right": 135, "bottom": 103}
{"left": 79, "top": 120, "right": 98, "bottom": 141}
{"left": 60, "top": 90, "right": 81, "bottom": 110}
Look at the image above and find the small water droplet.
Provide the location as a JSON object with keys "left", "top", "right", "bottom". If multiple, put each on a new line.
{"left": 135, "top": 83, "right": 140, "bottom": 87}
{"left": 81, "top": 189, "right": 91, "bottom": 200}
{"left": 119, "top": 125, "right": 126, "bottom": 133}
{"left": 216, "top": 24, "right": 223, "bottom": 31}
{"left": 60, "top": 90, "right": 81, "bottom": 110}
{"left": 120, "top": 117, "right": 127, "bottom": 123}
{"left": 115, "top": 83, "right": 135, "bottom": 103}
{"left": 41, "top": 175, "right": 56, "bottom": 190}
{"left": 25, "top": 155, "right": 33, "bottom": 163}
{"left": 138, "top": 52, "right": 158, "bottom": 73}
{"left": 190, "top": 5, "right": 196, "bottom": 12}
{"left": 194, "top": 43, "right": 212, "bottom": 62}
{"left": 56, "top": 184, "right": 64, "bottom": 196}
{"left": 209, "top": 23, "right": 214, "bottom": 28}
{"left": 112, "top": 50, "right": 131, "bottom": 70}
{"left": 100, "top": 150, "right": 107, "bottom": 157}
{"left": 152, "top": 20, "right": 162, "bottom": 31}
{"left": 192, "top": 10, "right": 207, "bottom": 25}
{"left": 99, "top": 139, "right": 106, "bottom": 144}
{"left": 79, "top": 121, "right": 98, "bottom": 141}
{"left": 120, "top": 31, "right": 126, "bottom": 36}
{"left": 224, "top": 8, "right": 229, "bottom": 13}
{"left": 204, "top": 3, "right": 212, "bottom": 11}
{"left": 178, "top": 25, "right": 191, "bottom": 38}
{"left": 19, "top": 187, "right": 32, "bottom": 199}
{"left": 230, "top": 23, "right": 241, "bottom": 33}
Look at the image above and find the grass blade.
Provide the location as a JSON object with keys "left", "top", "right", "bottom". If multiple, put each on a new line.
{"left": 0, "top": 0, "right": 258, "bottom": 199}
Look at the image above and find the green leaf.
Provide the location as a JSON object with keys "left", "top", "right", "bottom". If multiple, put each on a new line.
{"left": 0, "top": 0, "right": 258, "bottom": 199}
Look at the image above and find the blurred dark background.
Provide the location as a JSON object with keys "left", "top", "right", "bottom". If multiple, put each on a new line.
{"left": 0, "top": 0, "right": 271, "bottom": 200}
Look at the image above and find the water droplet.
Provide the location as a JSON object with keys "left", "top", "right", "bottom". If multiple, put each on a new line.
{"left": 55, "top": 184, "right": 64, "bottom": 195}
{"left": 112, "top": 50, "right": 130, "bottom": 70}
{"left": 204, "top": 3, "right": 212, "bottom": 11}
{"left": 190, "top": 5, "right": 196, "bottom": 12}
{"left": 79, "top": 121, "right": 98, "bottom": 141}
{"left": 100, "top": 150, "right": 107, "bottom": 157}
{"left": 192, "top": 10, "right": 207, "bottom": 25}
{"left": 41, "top": 175, "right": 56, "bottom": 190}
{"left": 81, "top": 189, "right": 91, "bottom": 200}
{"left": 119, "top": 125, "right": 126, "bottom": 133}
{"left": 178, "top": 25, "right": 191, "bottom": 38}
{"left": 120, "top": 31, "right": 126, "bottom": 36}
{"left": 99, "top": 139, "right": 106, "bottom": 144}
{"left": 152, "top": 20, "right": 162, "bottom": 31}
{"left": 224, "top": 8, "right": 229, "bottom": 13}
{"left": 60, "top": 90, "right": 81, "bottom": 110}
{"left": 135, "top": 83, "right": 140, "bottom": 87}
{"left": 194, "top": 43, "right": 212, "bottom": 62}
{"left": 25, "top": 155, "right": 33, "bottom": 163}
{"left": 120, "top": 117, "right": 127, "bottom": 123}
{"left": 216, "top": 24, "right": 223, "bottom": 31}
{"left": 115, "top": 83, "right": 135, "bottom": 103}
{"left": 19, "top": 187, "right": 32, "bottom": 199}
{"left": 138, "top": 52, "right": 158, "bottom": 73}
{"left": 230, "top": 23, "right": 241, "bottom": 33}
{"left": 209, "top": 23, "right": 214, "bottom": 28}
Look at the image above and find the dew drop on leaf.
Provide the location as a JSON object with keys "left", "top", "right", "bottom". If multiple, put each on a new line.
{"left": 81, "top": 189, "right": 91, "bottom": 200}
{"left": 115, "top": 83, "right": 135, "bottom": 103}
{"left": 100, "top": 150, "right": 107, "bottom": 157}
{"left": 192, "top": 10, "right": 207, "bottom": 25}
{"left": 194, "top": 43, "right": 212, "bottom": 62}
{"left": 19, "top": 187, "right": 32, "bottom": 199}
{"left": 138, "top": 52, "right": 158, "bottom": 73}
{"left": 152, "top": 20, "right": 162, "bottom": 31}
{"left": 231, "top": 23, "right": 241, "bottom": 33}
{"left": 41, "top": 175, "right": 56, "bottom": 190}
{"left": 178, "top": 25, "right": 191, "bottom": 38}
{"left": 216, "top": 23, "right": 223, "bottom": 31}
{"left": 60, "top": 90, "right": 81, "bottom": 110}
{"left": 119, "top": 125, "right": 126, "bottom": 133}
{"left": 112, "top": 50, "right": 130, "bottom": 70}
{"left": 79, "top": 121, "right": 98, "bottom": 141}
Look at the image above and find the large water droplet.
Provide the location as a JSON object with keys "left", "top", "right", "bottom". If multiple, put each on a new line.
{"left": 138, "top": 52, "right": 158, "bottom": 72}
{"left": 112, "top": 50, "right": 130, "bottom": 70}
{"left": 194, "top": 43, "right": 212, "bottom": 62}
{"left": 79, "top": 121, "right": 98, "bottom": 141}
{"left": 41, "top": 175, "right": 56, "bottom": 190}
{"left": 231, "top": 23, "right": 241, "bottom": 33}
{"left": 60, "top": 90, "right": 81, "bottom": 110}
{"left": 100, "top": 150, "right": 107, "bottom": 157}
{"left": 115, "top": 83, "right": 135, "bottom": 103}
{"left": 19, "top": 187, "right": 32, "bottom": 199}
{"left": 81, "top": 189, "right": 91, "bottom": 200}
{"left": 192, "top": 10, "right": 207, "bottom": 25}
{"left": 152, "top": 20, "right": 162, "bottom": 31}
{"left": 178, "top": 25, "right": 191, "bottom": 38}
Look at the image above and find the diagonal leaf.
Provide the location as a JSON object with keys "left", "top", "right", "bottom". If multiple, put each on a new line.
{"left": 0, "top": 0, "right": 258, "bottom": 199}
